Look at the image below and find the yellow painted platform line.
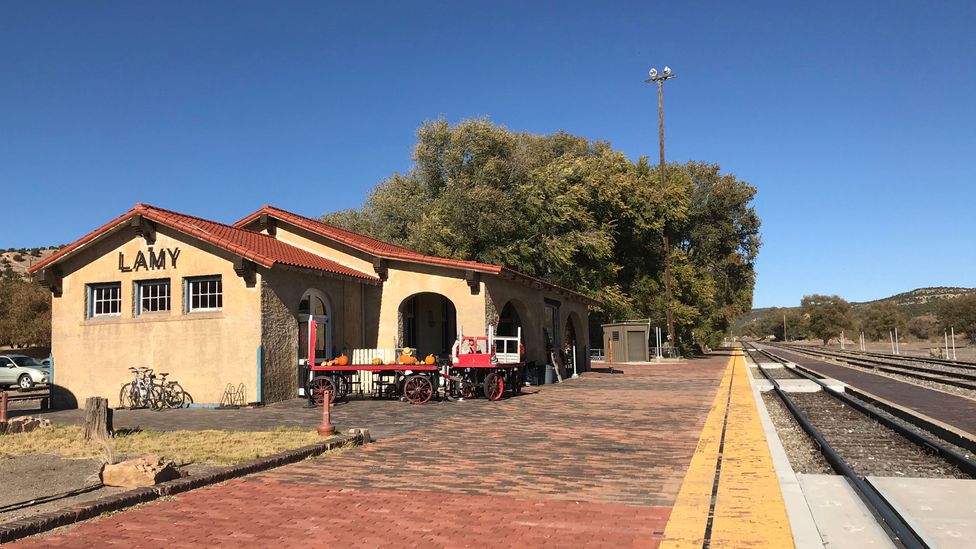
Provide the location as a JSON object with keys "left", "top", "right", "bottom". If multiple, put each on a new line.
{"left": 661, "top": 350, "right": 794, "bottom": 549}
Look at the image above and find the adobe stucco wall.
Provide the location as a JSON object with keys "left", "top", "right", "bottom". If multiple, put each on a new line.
{"left": 259, "top": 267, "right": 378, "bottom": 401}
{"left": 253, "top": 220, "right": 487, "bottom": 352}
{"left": 378, "top": 261, "right": 485, "bottom": 351}
{"left": 258, "top": 223, "right": 376, "bottom": 276}
{"left": 246, "top": 216, "right": 589, "bottom": 367}
{"left": 484, "top": 277, "right": 590, "bottom": 368}
{"left": 50, "top": 227, "right": 261, "bottom": 407}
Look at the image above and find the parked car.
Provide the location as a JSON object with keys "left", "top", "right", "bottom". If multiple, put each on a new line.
{"left": 0, "top": 354, "right": 50, "bottom": 390}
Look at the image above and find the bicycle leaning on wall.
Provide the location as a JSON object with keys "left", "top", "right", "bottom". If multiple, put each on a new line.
{"left": 118, "top": 367, "right": 191, "bottom": 410}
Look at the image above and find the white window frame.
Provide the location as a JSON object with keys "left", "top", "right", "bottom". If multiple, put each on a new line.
{"left": 185, "top": 276, "right": 223, "bottom": 313}
{"left": 88, "top": 282, "right": 122, "bottom": 318}
{"left": 136, "top": 279, "right": 171, "bottom": 315}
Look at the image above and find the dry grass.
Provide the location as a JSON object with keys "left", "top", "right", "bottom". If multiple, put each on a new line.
{"left": 0, "top": 425, "right": 337, "bottom": 466}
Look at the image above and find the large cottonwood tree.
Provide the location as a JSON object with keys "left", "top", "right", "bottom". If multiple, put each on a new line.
{"left": 325, "top": 118, "right": 761, "bottom": 352}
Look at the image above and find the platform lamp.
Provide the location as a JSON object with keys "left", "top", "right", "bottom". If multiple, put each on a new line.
{"left": 645, "top": 65, "right": 676, "bottom": 350}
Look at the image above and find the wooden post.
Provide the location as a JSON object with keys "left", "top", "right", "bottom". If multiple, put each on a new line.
{"left": 81, "top": 396, "right": 113, "bottom": 442}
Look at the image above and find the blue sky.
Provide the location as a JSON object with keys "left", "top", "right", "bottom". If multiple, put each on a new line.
{"left": 2, "top": 1, "right": 974, "bottom": 308}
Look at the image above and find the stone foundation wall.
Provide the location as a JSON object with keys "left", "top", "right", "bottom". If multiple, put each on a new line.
{"left": 260, "top": 280, "right": 298, "bottom": 403}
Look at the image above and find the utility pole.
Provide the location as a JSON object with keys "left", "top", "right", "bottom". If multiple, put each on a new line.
{"left": 783, "top": 314, "right": 787, "bottom": 342}
{"left": 646, "top": 66, "right": 676, "bottom": 350}
{"left": 951, "top": 326, "right": 957, "bottom": 360}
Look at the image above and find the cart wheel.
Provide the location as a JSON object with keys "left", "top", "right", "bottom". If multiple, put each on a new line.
{"left": 403, "top": 375, "right": 433, "bottom": 404}
{"left": 308, "top": 376, "right": 336, "bottom": 406}
{"left": 484, "top": 373, "right": 504, "bottom": 401}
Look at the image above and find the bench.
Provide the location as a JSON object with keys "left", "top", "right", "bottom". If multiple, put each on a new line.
{"left": 1, "top": 387, "right": 51, "bottom": 410}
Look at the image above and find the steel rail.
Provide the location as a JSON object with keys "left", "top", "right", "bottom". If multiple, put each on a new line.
{"left": 754, "top": 346, "right": 976, "bottom": 477}
{"left": 742, "top": 344, "right": 928, "bottom": 549}
{"left": 769, "top": 344, "right": 976, "bottom": 390}
{"left": 850, "top": 349, "right": 976, "bottom": 370}
{"left": 775, "top": 343, "right": 976, "bottom": 374}
{"left": 778, "top": 344, "right": 976, "bottom": 377}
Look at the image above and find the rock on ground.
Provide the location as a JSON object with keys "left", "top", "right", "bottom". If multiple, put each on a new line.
{"left": 101, "top": 455, "right": 180, "bottom": 488}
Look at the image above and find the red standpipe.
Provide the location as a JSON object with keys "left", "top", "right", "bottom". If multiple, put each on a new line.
{"left": 0, "top": 391, "right": 8, "bottom": 423}
{"left": 317, "top": 390, "right": 335, "bottom": 436}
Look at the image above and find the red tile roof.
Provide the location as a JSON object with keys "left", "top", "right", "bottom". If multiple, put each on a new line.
{"left": 235, "top": 205, "right": 504, "bottom": 274}
{"left": 235, "top": 205, "right": 597, "bottom": 305}
{"left": 28, "top": 204, "right": 380, "bottom": 283}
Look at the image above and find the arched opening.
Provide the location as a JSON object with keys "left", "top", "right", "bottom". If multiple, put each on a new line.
{"left": 399, "top": 293, "right": 457, "bottom": 358}
{"left": 298, "top": 289, "right": 333, "bottom": 362}
{"left": 565, "top": 311, "right": 586, "bottom": 373}
{"left": 497, "top": 301, "right": 523, "bottom": 336}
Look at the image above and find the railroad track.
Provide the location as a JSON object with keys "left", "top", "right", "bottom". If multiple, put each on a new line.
{"left": 768, "top": 343, "right": 976, "bottom": 392}
{"left": 850, "top": 348, "right": 976, "bottom": 370}
{"left": 742, "top": 343, "right": 976, "bottom": 549}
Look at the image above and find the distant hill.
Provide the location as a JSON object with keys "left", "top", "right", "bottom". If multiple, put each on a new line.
{"left": 857, "top": 286, "right": 976, "bottom": 316}
{"left": 0, "top": 248, "right": 61, "bottom": 278}
{"left": 737, "top": 286, "right": 976, "bottom": 330}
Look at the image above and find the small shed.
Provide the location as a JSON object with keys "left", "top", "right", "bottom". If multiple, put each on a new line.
{"left": 601, "top": 321, "right": 651, "bottom": 363}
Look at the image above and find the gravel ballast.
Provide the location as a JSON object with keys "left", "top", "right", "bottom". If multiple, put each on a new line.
{"left": 786, "top": 391, "right": 968, "bottom": 479}
{"left": 760, "top": 392, "right": 832, "bottom": 474}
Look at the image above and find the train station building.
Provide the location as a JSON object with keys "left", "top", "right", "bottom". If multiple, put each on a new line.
{"left": 29, "top": 203, "right": 595, "bottom": 407}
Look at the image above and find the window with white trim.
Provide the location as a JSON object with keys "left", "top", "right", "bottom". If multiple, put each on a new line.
{"left": 88, "top": 283, "right": 121, "bottom": 318}
{"left": 186, "top": 276, "right": 222, "bottom": 312}
{"left": 136, "top": 279, "right": 170, "bottom": 315}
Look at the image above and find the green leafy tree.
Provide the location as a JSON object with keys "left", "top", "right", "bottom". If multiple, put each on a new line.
{"left": 855, "top": 301, "right": 907, "bottom": 341}
{"left": 801, "top": 294, "right": 852, "bottom": 345}
{"left": 325, "top": 118, "right": 761, "bottom": 353}
{"left": 907, "top": 315, "right": 937, "bottom": 340}
{"left": 743, "top": 308, "right": 807, "bottom": 341}
{"left": 0, "top": 277, "right": 51, "bottom": 347}
{"left": 937, "top": 295, "right": 976, "bottom": 344}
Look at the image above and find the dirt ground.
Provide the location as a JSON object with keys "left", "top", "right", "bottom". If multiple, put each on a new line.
{"left": 0, "top": 454, "right": 224, "bottom": 525}
{"left": 0, "top": 455, "right": 123, "bottom": 523}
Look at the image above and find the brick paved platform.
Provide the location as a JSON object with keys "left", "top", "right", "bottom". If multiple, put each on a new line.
{"left": 12, "top": 356, "right": 729, "bottom": 548}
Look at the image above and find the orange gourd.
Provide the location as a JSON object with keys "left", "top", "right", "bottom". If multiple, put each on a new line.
{"left": 336, "top": 355, "right": 349, "bottom": 366}
{"left": 424, "top": 354, "right": 435, "bottom": 365}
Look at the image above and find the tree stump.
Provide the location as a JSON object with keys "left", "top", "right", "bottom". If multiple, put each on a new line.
{"left": 81, "top": 396, "right": 113, "bottom": 442}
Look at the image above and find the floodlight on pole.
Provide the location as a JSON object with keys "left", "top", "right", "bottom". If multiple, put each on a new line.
{"left": 645, "top": 66, "right": 677, "bottom": 351}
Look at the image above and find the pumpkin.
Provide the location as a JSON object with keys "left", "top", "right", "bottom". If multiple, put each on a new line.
{"left": 371, "top": 357, "right": 384, "bottom": 365}
{"left": 387, "top": 359, "right": 397, "bottom": 365}
{"left": 336, "top": 355, "right": 349, "bottom": 366}
{"left": 424, "top": 354, "right": 436, "bottom": 365}
{"left": 399, "top": 355, "right": 419, "bottom": 365}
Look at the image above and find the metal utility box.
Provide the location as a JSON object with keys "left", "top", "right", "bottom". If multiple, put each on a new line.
{"left": 601, "top": 322, "right": 650, "bottom": 363}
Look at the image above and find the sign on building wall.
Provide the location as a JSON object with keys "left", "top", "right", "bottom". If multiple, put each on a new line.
{"left": 118, "top": 247, "right": 181, "bottom": 272}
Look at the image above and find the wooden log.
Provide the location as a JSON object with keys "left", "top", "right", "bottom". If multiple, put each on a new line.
{"left": 81, "top": 396, "right": 113, "bottom": 441}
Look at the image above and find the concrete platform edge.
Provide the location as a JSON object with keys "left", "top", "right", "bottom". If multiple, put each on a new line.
{"left": 744, "top": 351, "right": 826, "bottom": 549}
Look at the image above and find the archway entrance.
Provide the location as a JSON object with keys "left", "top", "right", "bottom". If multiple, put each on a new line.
{"left": 563, "top": 315, "right": 579, "bottom": 374}
{"left": 298, "top": 289, "right": 333, "bottom": 363}
{"left": 497, "top": 301, "right": 523, "bottom": 337}
{"left": 399, "top": 293, "right": 457, "bottom": 358}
